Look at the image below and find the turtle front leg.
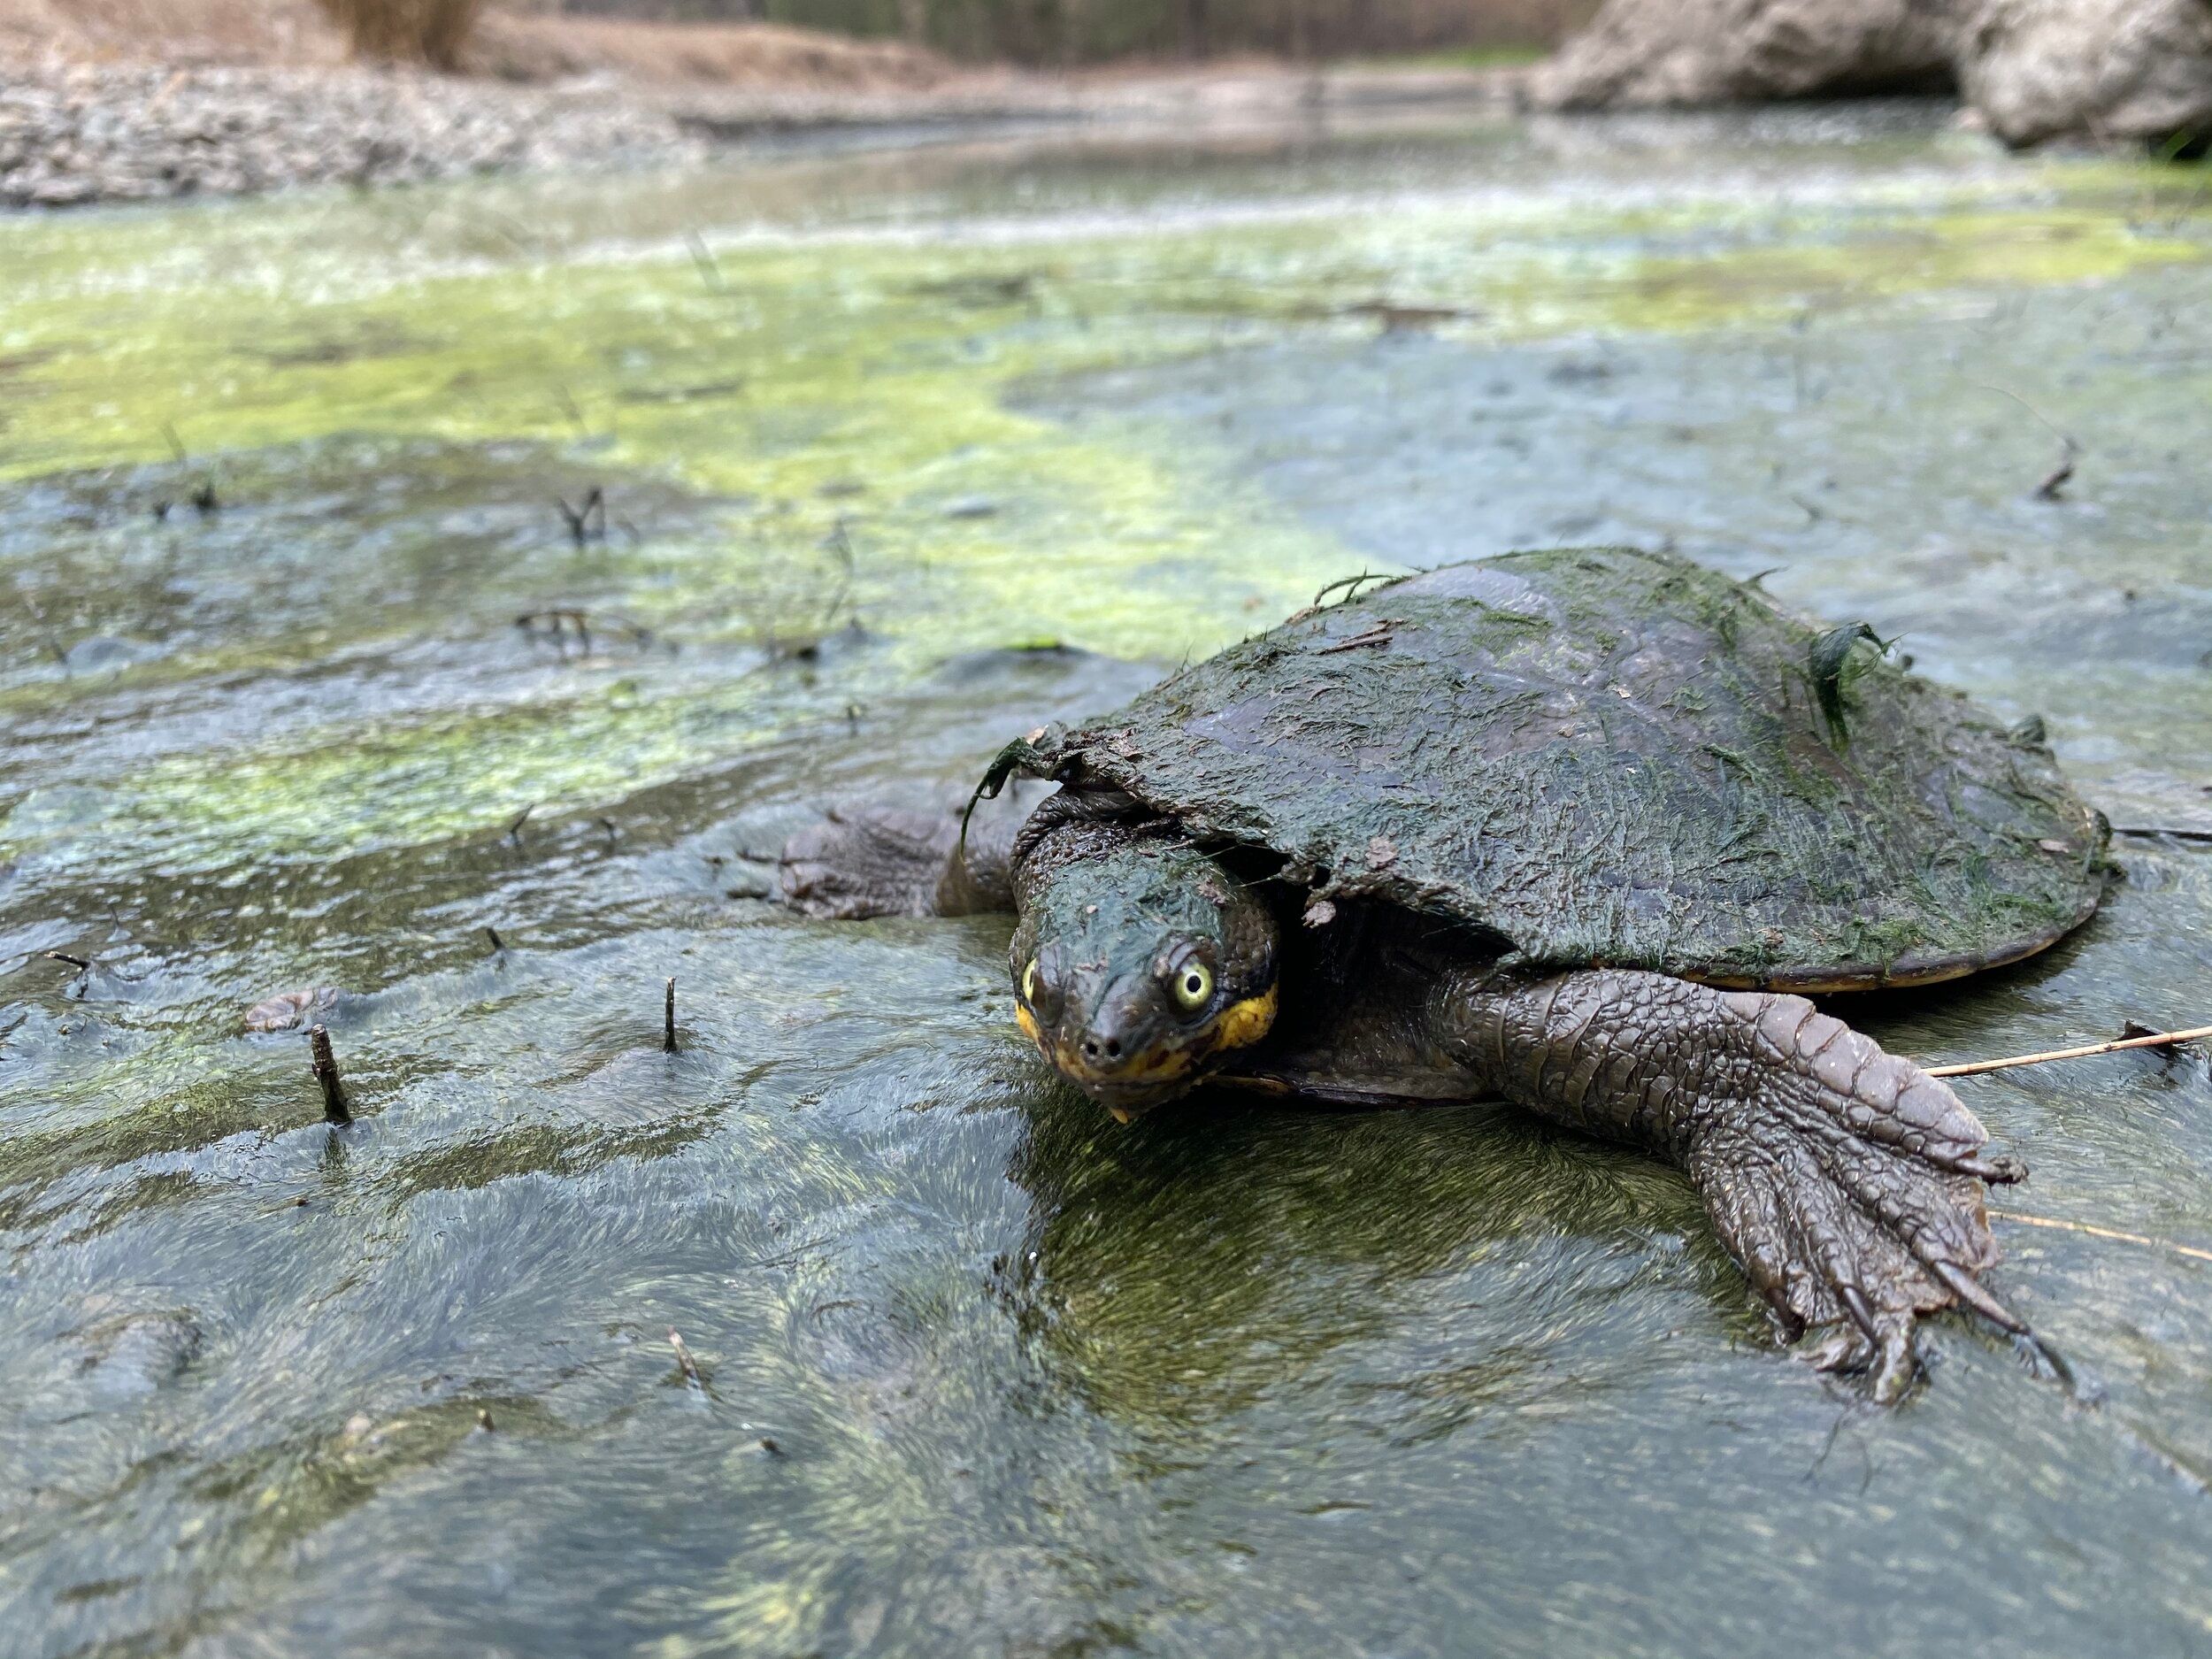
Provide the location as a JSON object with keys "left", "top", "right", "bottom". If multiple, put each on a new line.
{"left": 780, "top": 787, "right": 1037, "bottom": 918}
{"left": 1440, "top": 967, "right": 2029, "bottom": 1402}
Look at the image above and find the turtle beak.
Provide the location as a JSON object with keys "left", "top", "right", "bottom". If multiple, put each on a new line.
{"left": 1042, "top": 971, "right": 1203, "bottom": 1118}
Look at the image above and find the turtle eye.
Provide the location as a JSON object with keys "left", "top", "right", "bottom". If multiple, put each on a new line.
{"left": 1022, "top": 958, "right": 1041, "bottom": 1004}
{"left": 1171, "top": 960, "right": 1214, "bottom": 1012}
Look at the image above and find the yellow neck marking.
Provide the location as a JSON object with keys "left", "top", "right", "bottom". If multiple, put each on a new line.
{"left": 1211, "top": 984, "right": 1278, "bottom": 1051}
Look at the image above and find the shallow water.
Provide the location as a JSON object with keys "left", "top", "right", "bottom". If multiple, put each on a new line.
{"left": 4, "top": 101, "right": 2212, "bottom": 1656}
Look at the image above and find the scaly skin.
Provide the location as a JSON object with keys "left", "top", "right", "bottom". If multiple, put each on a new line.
{"left": 783, "top": 799, "right": 2032, "bottom": 1401}
{"left": 1441, "top": 968, "right": 2025, "bottom": 1402}
{"left": 780, "top": 796, "right": 1025, "bottom": 918}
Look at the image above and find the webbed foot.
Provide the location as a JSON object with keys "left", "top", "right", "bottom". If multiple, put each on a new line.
{"left": 781, "top": 783, "right": 1038, "bottom": 919}
{"left": 780, "top": 803, "right": 963, "bottom": 919}
{"left": 1685, "top": 993, "right": 2027, "bottom": 1403}
{"left": 1448, "top": 968, "right": 2032, "bottom": 1404}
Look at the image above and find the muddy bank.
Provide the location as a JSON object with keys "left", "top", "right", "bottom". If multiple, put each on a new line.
{"left": 0, "top": 55, "right": 1514, "bottom": 209}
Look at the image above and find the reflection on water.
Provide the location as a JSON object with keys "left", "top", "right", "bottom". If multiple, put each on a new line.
{"left": 3, "top": 99, "right": 2211, "bottom": 1657}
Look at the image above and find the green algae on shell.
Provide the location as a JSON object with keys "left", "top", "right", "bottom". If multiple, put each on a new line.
{"left": 1003, "top": 548, "right": 2108, "bottom": 987}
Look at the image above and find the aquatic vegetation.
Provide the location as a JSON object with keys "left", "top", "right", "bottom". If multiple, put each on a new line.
{"left": 3, "top": 137, "right": 2203, "bottom": 878}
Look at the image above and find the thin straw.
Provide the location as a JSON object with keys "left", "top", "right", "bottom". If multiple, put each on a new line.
{"left": 1924, "top": 1024, "right": 2212, "bottom": 1079}
{"left": 1990, "top": 1210, "right": 2212, "bottom": 1266}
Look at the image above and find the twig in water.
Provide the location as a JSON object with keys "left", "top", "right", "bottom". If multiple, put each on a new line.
{"left": 42, "top": 950, "right": 90, "bottom": 971}
{"left": 669, "top": 1327, "right": 703, "bottom": 1386}
{"left": 554, "top": 487, "right": 606, "bottom": 546}
{"left": 309, "top": 1025, "right": 351, "bottom": 1124}
{"left": 160, "top": 420, "right": 188, "bottom": 464}
{"left": 664, "top": 977, "right": 679, "bottom": 1054}
{"left": 819, "top": 519, "right": 856, "bottom": 626}
{"left": 486, "top": 926, "right": 504, "bottom": 954}
{"left": 516, "top": 608, "right": 644, "bottom": 661}
{"left": 503, "top": 804, "right": 535, "bottom": 846}
{"left": 2034, "top": 439, "right": 2079, "bottom": 502}
{"left": 1925, "top": 1022, "right": 2212, "bottom": 1078}
{"left": 686, "top": 230, "right": 726, "bottom": 294}
{"left": 1968, "top": 383, "right": 2080, "bottom": 501}
{"left": 1991, "top": 1210, "right": 2212, "bottom": 1266}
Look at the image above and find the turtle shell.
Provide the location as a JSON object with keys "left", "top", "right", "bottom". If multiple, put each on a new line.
{"left": 1010, "top": 547, "right": 2106, "bottom": 990}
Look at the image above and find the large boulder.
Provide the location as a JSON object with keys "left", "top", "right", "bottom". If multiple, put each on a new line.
{"left": 1532, "top": 0, "right": 2212, "bottom": 149}
{"left": 1958, "top": 0, "right": 2212, "bottom": 146}
{"left": 1530, "top": 0, "right": 1954, "bottom": 109}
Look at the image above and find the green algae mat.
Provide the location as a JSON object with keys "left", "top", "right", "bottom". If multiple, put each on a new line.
{"left": 5, "top": 103, "right": 2212, "bottom": 1655}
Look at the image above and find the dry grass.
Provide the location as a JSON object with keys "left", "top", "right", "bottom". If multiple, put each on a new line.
{"left": 316, "top": 0, "right": 484, "bottom": 68}
{"left": 0, "top": 0, "right": 344, "bottom": 65}
{"left": 0, "top": 0, "right": 948, "bottom": 85}
{"left": 468, "top": 12, "right": 949, "bottom": 88}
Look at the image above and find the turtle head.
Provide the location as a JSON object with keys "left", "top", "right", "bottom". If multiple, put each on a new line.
{"left": 1010, "top": 831, "right": 1279, "bottom": 1122}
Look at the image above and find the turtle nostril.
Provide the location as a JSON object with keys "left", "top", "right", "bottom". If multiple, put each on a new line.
{"left": 1103, "top": 1038, "right": 1122, "bottom": 1058}
{"left": 1081, "top": 1039, "right": 1101, "bottom": 1057}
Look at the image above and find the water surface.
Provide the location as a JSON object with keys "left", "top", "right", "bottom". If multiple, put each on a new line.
{"left": 4, "top": 100, "right": 2212, "bottom": 1656}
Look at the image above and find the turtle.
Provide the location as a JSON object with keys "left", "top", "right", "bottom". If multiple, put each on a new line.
{"left": 781, "top": 546, "right": 2108, "bottom": 1401}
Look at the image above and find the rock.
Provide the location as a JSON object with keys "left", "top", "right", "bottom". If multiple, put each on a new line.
{"left": 1957, "top": 0, "right": 2212, "bottom": 148}
{"left": 68, "top": 1308, "right": 203, "bottom": 1400}
{"left": 244, "top": 987, "right": 342, "bottom": 1032}
{"left": 1532, "top": 0, "right": 1955, "bottom": 111}
{"left": 1532, "top": 0, "right": 2212, "bottom": 150}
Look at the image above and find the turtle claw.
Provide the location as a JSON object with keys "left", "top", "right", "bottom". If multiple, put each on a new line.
{"left": 1932, "top": 1259, "right": 2029, "bottom": 1334}
{"left": 1799, "top": 1322, "right": 1871, "bottom": 1375}
{"left": 1800, "top": 1312, "right": 1918, "bottom": 1402}
{"left": 1838, "top": 1283, "right": 1881, "bottom": 1347}
{"left": 1947, "top": 1151, "right": 2029, "bottom": 1185}
{"left": 1869, "top": 1328, "right": 1921, "bottom": 1406}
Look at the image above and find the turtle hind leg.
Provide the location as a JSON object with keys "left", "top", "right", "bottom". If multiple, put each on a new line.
{"left": 1438, "top": 966, "right": 2030, "bottom": 1404}
{"left": 780, "top": 795, "right": 1027, "bottom": 919}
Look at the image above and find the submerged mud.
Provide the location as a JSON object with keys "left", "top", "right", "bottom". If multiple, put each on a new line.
{"left": 4, "top": 103, "right": 2212, "bottom": 1656}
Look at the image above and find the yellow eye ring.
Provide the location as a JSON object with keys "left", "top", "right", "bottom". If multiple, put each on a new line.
{"left": 1022, "top": 958, "right": 1041, "bottom": 1004}
{"left": 1171, "top": 961, "right": 1214, "bottom": 1012}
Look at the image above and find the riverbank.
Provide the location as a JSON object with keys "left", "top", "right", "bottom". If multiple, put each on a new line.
{"left": 0, "top": 3, "right": 1521, "bottom": 209}
{"left": 0, "top": 61, "right": 693, "bottom": 205}
{"left": 0, "top": 57, "right": 1519, "bottom": 208}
